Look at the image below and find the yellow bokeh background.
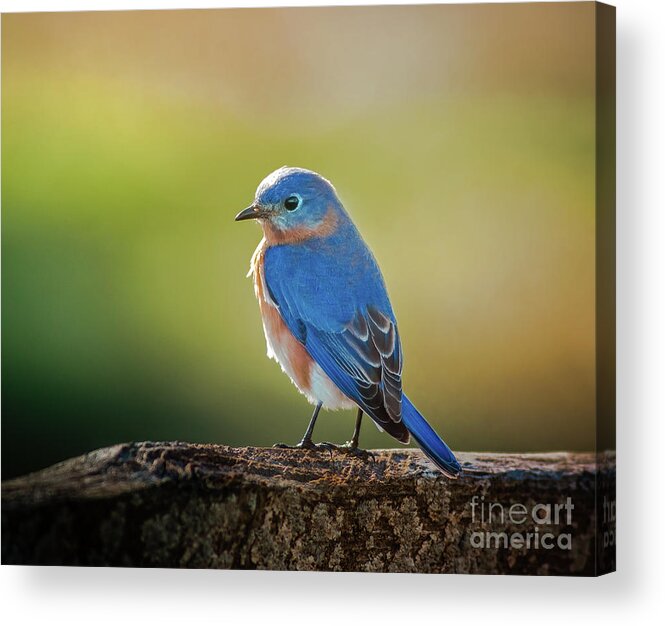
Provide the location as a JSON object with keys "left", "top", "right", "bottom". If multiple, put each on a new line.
{"left": 2, "top": 4, "right": 597, "bottom": 477}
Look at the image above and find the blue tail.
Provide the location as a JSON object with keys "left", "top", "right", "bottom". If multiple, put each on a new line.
{"left": 401, "top": 395, "right": 461, "bottom": 479}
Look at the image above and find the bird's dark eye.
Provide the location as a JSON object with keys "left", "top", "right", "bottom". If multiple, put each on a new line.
{"left": 284, "top": 195, "right": 300, "bottom": 211}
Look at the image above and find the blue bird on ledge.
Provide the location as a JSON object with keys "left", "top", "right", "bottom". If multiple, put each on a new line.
{"left": 235, "top": 167, "right": 461, "bottom": 478}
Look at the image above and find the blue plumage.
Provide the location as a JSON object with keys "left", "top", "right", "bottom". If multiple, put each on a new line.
{"left": 401, "top": 396, "right": 461, "bottom": 478}
{"left": 236, "top": 167, "right": 461, "bottom": 478}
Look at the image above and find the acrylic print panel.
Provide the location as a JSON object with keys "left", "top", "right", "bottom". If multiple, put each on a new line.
{"left": 1, "top": 2, "right": 615, "bottom": 575}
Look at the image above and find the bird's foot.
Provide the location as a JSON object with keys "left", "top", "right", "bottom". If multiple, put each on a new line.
{"left": 320, "top": 441, "right": 376, "bottom": 461}
{"left": 272, "top": 439, "right": 333, "bottom": 451}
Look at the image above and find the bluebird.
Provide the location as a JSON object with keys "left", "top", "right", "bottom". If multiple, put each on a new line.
{"left": 235, "top": 167, "right": 461, "bottom": 478}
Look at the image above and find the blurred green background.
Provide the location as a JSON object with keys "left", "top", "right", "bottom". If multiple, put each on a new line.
{"left": 2, "top": 4, "right": 596, "bottom": 478}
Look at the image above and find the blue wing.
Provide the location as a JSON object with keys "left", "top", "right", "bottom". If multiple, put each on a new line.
{"left": 263, "top": 239, "right": 410, "bottom": 443}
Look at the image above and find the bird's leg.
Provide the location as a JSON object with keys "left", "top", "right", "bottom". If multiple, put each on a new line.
{"left": 273, "top": 402, "right": 325, "bottom": 450}
{"left": 321, "top": 409, "right": 375, "bottom": 460}
{"left": 299, "top": 401, "right": 323, "bottom": 447}
{"left": 347, "top": 408, "right": 363, "bottom": 449}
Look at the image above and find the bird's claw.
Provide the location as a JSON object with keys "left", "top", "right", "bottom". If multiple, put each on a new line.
{"left": 272, "top": 440, "right": 332, "bottom": 451}
{"left": 320, "top": 442, "right": 376, "bottom": 461}
{"left": 272, "top": 440, "right": 374, "bottom": 461}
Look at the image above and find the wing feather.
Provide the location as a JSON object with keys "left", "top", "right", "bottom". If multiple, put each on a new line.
{"left": 305, "top": 307, "right": 405, "bottom": 429}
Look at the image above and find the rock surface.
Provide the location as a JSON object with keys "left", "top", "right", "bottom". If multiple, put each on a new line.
{"left": 1, "top": 442, "right": 614, "bottom": 575}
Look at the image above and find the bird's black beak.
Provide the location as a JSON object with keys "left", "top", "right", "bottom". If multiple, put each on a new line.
{"left": 234, "top": 204, "right": 266, "bottom": 222}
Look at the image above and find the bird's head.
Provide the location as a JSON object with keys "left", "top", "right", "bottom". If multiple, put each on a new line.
{"left": 235, "top": 167, "right": 345, "bottom": 243}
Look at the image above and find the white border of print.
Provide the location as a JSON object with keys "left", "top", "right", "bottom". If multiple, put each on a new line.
{"left": 1, "top": 1, "right": 663, "bottom": 625}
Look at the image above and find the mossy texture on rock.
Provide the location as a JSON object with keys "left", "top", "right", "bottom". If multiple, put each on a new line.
{"left": 1, "top": 443, "right": 614, "bottom": 575}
